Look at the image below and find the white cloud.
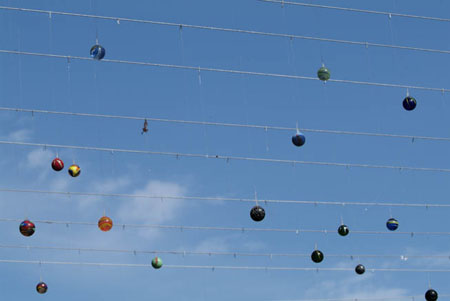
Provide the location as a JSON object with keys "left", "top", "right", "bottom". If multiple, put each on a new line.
{"left": 26, "top": 148, "right": 54, "bottom": 168}
{"left": 7, "top": 128, "right": 32, "bottom": 142}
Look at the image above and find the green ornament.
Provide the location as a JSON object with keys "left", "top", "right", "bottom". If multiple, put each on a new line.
{"left": 317, "top": 66, "right": 330, "bottom": 81}
{"left": 151, "top": 256, "right": 163, "bottom": 269}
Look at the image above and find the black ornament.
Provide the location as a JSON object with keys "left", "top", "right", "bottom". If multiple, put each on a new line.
{"left": 311, "top": 250, "right": 324, "bottom": 263}
{"left": 338, "top": 225, "right": 349, "bottom": 236}
{"left": 355, "top": 264, "right": 365, "bottom": 275}
{"left": 250, "top": 206, "right": 265, "bottom": 222}
{"left": 425, "top": 289, "right": 438, "bottom": 301}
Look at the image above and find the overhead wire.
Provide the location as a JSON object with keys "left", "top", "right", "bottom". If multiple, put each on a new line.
{"left": 1, "top": 5, "right": 450, "bottom": 56}
{"left": 1, "top": 139, "right": 450, "bottom": 173}
{"left": 3, "top": 106, "right": 450, "bottom": 142}
{"left": 2, "top": 217, "right": 450, "bottom": 236}
{"left": 1, "top": 244, "right": 449, "bottom": 260}
{"left": 258, "top": 0, "right": 450, "bottom": 23}
{"left": 2, "top": 259, "right": 450, "bottom": 273}
{"left": 272, "top": 295, "right": 450, "bottom": 301}
{"left": 2, "top": 187, "right": 450, "bottom": 209}
{"left": 1, "top": 49, "right": 450, "bottom": 93}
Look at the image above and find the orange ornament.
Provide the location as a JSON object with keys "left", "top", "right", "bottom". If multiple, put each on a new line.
{"left": 98, "top": 216, "right": 113, "bottom": 232}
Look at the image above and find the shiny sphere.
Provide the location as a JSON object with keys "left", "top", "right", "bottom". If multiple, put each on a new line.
{"left": 36, "top": 282, "right": 48, "bottom": 294}
{"left": 51, "top": 158, "right": 64, "bottom": 171}
{"left": 68, "top": 164, "right": 81, "bottom": 177}
{"left": 250, "top": 205, "right": 265, "bottom": 222}
{"left": 98, "top": 216, "right": 113, "bottom": 232}
{"left": 19, "top": 220, "right": 35, "bottom": 237}
{"left": 152, "top": 257, "right": 163, "bottom": 269}
{"left": 317, "top": 67, "right": 330, "bottom": 81}
{"left": 386, "top": 218, "right": 399, "bottom": 231}
{"left": 90, "top": 44, "right": 106, "bottom": 60}
{"left": 292, "top": 133, "right": 306, "bottom": 147}
{"left": 311, "top": 250, "right": 324, "bottom": 263}
{"left": 425, "top": 289, "right": 438, "bottom": 301}
{"left": 338, "top": 225, "right": 349, "bottom": 236}
{"left": 403, "top": 96, "right": 417, "bottom": 111}
{"left": 355, "top": 264, "right": 365, "bottom": 275}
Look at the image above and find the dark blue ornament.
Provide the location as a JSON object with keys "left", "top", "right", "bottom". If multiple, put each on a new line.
{"left": 403, "top": 96, "right": 417, "bottom": 111}
{"left": 90, "top": 44, "right": 106, "bottom": 60}
{"left": 292, "top": 133, "right": 306, "bottom": 147}
{"left": 386, "top": 218, "right": 399, "bottom": 231}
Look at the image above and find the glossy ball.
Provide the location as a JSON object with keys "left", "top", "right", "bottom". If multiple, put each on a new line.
{"left": 292, "top": 133, "right": 306, "bottom": 147}
{"left": 51, "top": 158, "right": 64, "bottom": 171}
{"left": 317, "top": 67, "right": 330, "bottom": 81}
{"left": 403, "top": 96, "right": 417, "bottom": 111}
{"left": 355, "top": 264, "right": 365, "bottom": 275}
{"left": 151, "top": 257, "right": 163, "bottom": 269}
{"left": 250, "top": 206, "right": 265, "bottom": 222}
{"left": 425, "top": 289, "right": 438, "bottom": 301}
{"left": 98, "top": 216, "right": 113, "bottom": 232}
{"left": 36, "top": 282, "right": 48, "bottom": 294}
{"left": 386, "top": 218, "right": 399, "bottom": 231}
{"left": 68, "top": 164, "right": 81, "bottom": 177}
{"left": 90, "top": 44, "right": 106, "bottom": 60}
{"left": 19, "top": 220, "right": 35, "bottom": 237}
{"left": 338, "top": 225, "right": 349, "bottom": 236}
{"left": 311, "top": 250, "right": 324, "bottom": 263}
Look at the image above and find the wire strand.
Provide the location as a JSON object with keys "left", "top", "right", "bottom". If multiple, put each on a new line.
{"left": 2, "top": 244, "right": 449, "bottom": 260}
{"left": 1, "top": 187, "right": 450, "bottom": 209}
{"left": 4, "top": 106, "right": 450, "bottom": 142}
{"left": 2, "top": 218, "right": 450, "bottom": 236}
{"left": 272, "top": 295, "right": 450, "bottom": 301}
{"left": 2, "top": 5, "right": 450, "bottom": 56}
{"left": 1, "top": 139, "right": 450, "bottom": 173}
{"left": 258, "top": 0, "right": 450, "bottom": 23}
{"left": 0, "top": 49, "right": 449, "bottom": 93}
{"left": 1, "top": 258, "right": 450, "bottom": 273}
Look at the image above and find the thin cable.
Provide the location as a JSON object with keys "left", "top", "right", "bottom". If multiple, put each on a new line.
{"left": 273, "top": 296, "right": 450, "bottom": 301}
{"left": 3, "top": 244, "right": 449, "bottom": 260}
{"left": 1, "top": 139, "right": 450, "bottom": 173}
{"left": 2, "top": 259, "right": 450, "bottom": 272}
{"left": 4, "top": 106, "right": 450, "bottom": 142}
{"left": 258, "top": 0, "right": 450, "bottom": 23}
{"left": 1, "top": 217, "right": 450, "bottom": 236}
{"left": 0, "top": 49, "right": 449, "bottom": 93}
{"left": 2, "top": 187, "right": 450, "bottom": 209}
{"left": 2, "top": 5, "right": 450, "bottom": 56}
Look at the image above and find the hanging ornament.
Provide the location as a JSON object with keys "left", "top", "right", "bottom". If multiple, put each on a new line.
{"left": 355, "top": 264, "right": 365, "bottom": 275}
{"left": 151, "top": 257, "right": 163, "bottom": 269}
{"left": 68, "top": 164, "right": 81, "bottom": 177}
{"left": 338, "top": 225, "right": 349, "bottom": 236}
{"left": 98, "top": 216, "right": 113, "bottom": 232}
{"left": 317, "top": 66, "right": 330, "bottom": 81}
{"left": 292, "top": 132, "right": 306, "bottom": 147}
{"left": 90, "top": 44, "right": 106, "bottom": 60}
{"left": 425, "top": 289, "right": 438, "bottom": 301}
{"left": 311, "top": 250, "right": 324, "bottom": 263}
{"left": 19, "top": 220, "right": 35, "bottom": 237}
{"left": 386, "top": 218, "right": 399, "bottom": 231}
{"left": 51, "top": 158, "right": 64, "bottom": 171}
{"left": 403, "top": 96, "right": 417, "bottom": 111}
{"left": 141, "top": 119, "right": 149, "bottom": 134}
{"left": 250, "top": 205, "right": 265, "bottom": 222}
{"left": 36, "top": 282, "right": 48, "bottom": 294}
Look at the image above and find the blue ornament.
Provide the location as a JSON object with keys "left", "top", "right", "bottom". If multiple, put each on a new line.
{"left": 292, "top": 133, "right": 306, "bottom": 147}
{"left": 403, "top": 96, "right": 416, "bottom": 111}
{"left": 90, "top": 44, "right": 106, "bottom": 60}
{"left": 386, "top": 218, "right": 399, "bottom": 231}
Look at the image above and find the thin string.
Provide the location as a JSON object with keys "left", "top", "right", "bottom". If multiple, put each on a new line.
{"left": 1, "top": 49, "right": 450, "bottom": 93}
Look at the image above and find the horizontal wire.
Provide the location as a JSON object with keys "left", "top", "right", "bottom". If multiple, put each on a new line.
{"left": 4, "top": 106, "right": 450, "bottom": 143}
{"left": 1, "top": 259, "right": 450, "bottom": 272}
{"left": 1, "top": 48, "right": 449, "bottom": 93}
{"left": 1, "top": 217, "right": 449, "bottom": 236}
{"left": 1, "top": 139, "right": 450, "bottom": 173}
{"left": 1, "top": 244, "right": 449, "bottom": 260}
{"left": 273, "top": 296, "right": 450, "bottom": 301}
{"left": 259, "top": 0, "right": 450, "bottom": 23}
{"left": 2, "top": 187, "right": 450, "bottom": 209}
{"left": 2, "top": 5, "right": 450, "bottom": 56}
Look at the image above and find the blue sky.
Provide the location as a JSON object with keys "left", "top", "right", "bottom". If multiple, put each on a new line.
{"left": 1, "top": 0, "right": 450, "bottom": 300}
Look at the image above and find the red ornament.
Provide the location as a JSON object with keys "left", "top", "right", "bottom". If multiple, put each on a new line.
{"left": 98, "top": 216, "right": 113, "bottom": 232}
{"left": 51, "top": 158, "right": 64, "bottom": 171}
